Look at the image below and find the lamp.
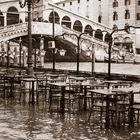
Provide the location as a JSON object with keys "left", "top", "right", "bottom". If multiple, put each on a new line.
{"left": 58, "top": 49, "right": 66, "bottom": 56}
{"left": 19, "top": 0, "right": 40, "bottom": 76}
{"left": 63, "top": 33, "right": 87, "bottom": 75}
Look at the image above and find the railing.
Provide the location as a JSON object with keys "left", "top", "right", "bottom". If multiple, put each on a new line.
{"left": 0, "top": 22, "right": 62, "bottom": 42}
{"left": 62, "top": 25, "right": 109, "bottom": 48}
{"left": 0, "top": 23, "right": 28, "bottom": 42}
{"left": 48, "top": 2, "right": 112, "bottom": 32}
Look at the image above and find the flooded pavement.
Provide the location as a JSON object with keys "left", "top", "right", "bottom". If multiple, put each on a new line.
{"left": 0, "top": 100, "right": 140, "bottom": 140}
{"left": 45, "top": 62, "right": 140, "bottom": 76}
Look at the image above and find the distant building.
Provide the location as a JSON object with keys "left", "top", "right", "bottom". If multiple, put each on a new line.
{"left": 0, "top": 0, "right": 27, "bottom": 26}
{"left": 1, "top": 0, "right": 140, "bottom": 55}
{"left": 55, "top": 0, "right": 140, "bottom": 54}
{"left": 55, "top": 0, "right": 109, "bottom": 26}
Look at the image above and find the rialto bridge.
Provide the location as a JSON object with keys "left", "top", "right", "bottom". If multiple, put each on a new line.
{"left": 0, "top": 1, "right": 135, "bottom": 67}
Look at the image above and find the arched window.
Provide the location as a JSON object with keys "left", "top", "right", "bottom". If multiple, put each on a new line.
{"left": 61, "top": 16, "right": 71, "bottom": 28}
{"left": 95, "top": 29, "right": 103, "bottom": 40}
{"left": 98, "top": 16, "right": 102, "bottom": 23}
{"left": 0, "top": 10, "right": 4, "bottom": 26}
{"left": 7, "top": 7, "right": 19, "bottom": 25}
{"left": 113, "top": 12, "right": 118, "bottom": 20}
{"left": 138, "top": 0, "right": 140, "bottom": 5}
{"left": 125, "top": 0, "right": 130, "bottom": 5}
{"left": 49, "top": 11, "right": 60, "bottom": 24}
{"left": 84, "top": 25, "right": 93, "bottom": 36}
{"left": 104, "top": 33, "right": 110, "bottom": 42}
{"left": 113, "top": 0, "right": 118, "bottom": 7}
{"left": 125, "top": 10, "right": 130, "bottom": 19}
{"left": 73, "top": 20, "right": 82, "bottom": 32}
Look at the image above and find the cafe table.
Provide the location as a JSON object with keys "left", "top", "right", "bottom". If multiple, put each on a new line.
{"left": 88, "top": 88, "right": 136, "bottom": 128}
{"left": 22, "top": 78, "right": 37, "bottom": 103}
{"left": 67, "top": 81, "right": 91, "bottom": 110}
{"left": 104, "top": 80, "right": 119, "bottom": 89}
{"left": 49, "top": 82, "right": 68, "bottom": 114}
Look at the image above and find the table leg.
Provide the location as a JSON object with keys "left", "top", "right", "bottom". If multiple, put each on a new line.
{"left": 105, "top": 95, "right": 110, "bottom": 128}
{"left": 60, "top": 86, "right": 65, "bottom": 114}
{"left": 129, "top": 93, "right": 134, "bottom": 126}
{"left": 31, "top": 81, "right": 35, "bottom": 104}
{"left": 84, "top": 86, "right": 87, "bottom": 110}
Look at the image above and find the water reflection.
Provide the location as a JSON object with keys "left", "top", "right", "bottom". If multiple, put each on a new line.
{"left": 0, "top": 100, "right": 140, "bottom": 139}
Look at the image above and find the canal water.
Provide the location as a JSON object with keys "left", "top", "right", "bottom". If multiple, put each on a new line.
{"left": 44, "top": 62, "right": 140, "bottom": 75}
{"left": 1, "top": 100, "right": 140, "bottom": 140}
{"left": 1, "top": 62, "right": 140, "bottom": 140}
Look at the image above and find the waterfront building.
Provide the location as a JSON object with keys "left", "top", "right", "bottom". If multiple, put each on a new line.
{"left": 1, "top": 0, "right": 140, "bottom": 63}
{"left": 55, "top": 0, "right": 109, "bottom": 26}
{"left": 0, "top": 0, "right": 27, "bottom": 26}
{"left": 55, "top": 0, "right": 140, "bottom": 56}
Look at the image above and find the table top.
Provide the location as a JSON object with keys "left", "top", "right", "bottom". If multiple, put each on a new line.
{"left": 22, "top": 78, "right": 37, "bottom": 82}
{"left": 88, "top": 87, "right": 137, "bottom": 96}
{"left": 49, "top": 82, "right": 68, "bottom": 87}
{"left": 117, "top": 87, "right": 140, "bottom": 94}
{"left": 69, "top": 76, "right": 86, "bottom": 81}
{"left": 104, "top": 80, "right": 119, "bottom": 84}
{"left": 88, "top": 89, "right": 115, "bottom": 96}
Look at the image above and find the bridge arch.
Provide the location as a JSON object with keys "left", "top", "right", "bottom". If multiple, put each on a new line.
{"left": 73, "top": 20, "right": 83, "bottom": 32}
{"left": 84, "top": 25, "right": 93, "bottom": 36}
{"left": 61, "top": 16, "right": 71, "bottom": 28}
{"left": 49, "top": 11, "right": 60, "bottom": 24}
{"left": 95, "top": 29, "right": 103, "bottom": 40}
{"left": 0, "top": 10, "right": 4, "bottom": 27}
{"left": 7, "top": 7, "right": 19, "bottom": 25}
{"left": 104, "top": 33, "right": 110, "bottom": 42}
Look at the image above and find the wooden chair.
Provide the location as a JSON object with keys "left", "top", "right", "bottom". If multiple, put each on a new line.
{"left": 108, "top": 91, "right": 133, "bottom": 128}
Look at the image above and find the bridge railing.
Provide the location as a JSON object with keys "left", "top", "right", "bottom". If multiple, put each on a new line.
{"left": 62, "top": 25, "right": 109, "bottom": 47}
{"left": 0, "top": 23, "right": 28, "bottom": 42}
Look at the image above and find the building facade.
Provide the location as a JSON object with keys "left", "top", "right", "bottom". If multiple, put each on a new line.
{"left": 108, "top": 0, "right": 140, "bottom": 54}
{"left": 55, "top": 0, "right": 109, "bottom": 26}
{"left": 1, "top": 0, "right": 140, "bottom": 56}
{"left": 0, "top": 0, "right": 27, "bottom": 26}
{"left": 55, "top": 0, "right": 140, "bottom": 55}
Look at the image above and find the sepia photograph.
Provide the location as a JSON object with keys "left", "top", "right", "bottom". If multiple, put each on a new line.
{"left": 0, "top": 0, "right": 140, "bottom": 139}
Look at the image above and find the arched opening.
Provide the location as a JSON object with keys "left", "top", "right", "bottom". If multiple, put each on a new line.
{"left": 49, "top": 11, "right": 60, "bottom": 24}
{"left": 94, "top": 29, "right": 103, "bottom": 40}
{"left": 61, "top": 16, "right": 71, "bottom": 28}
{"left": 73, "top": 20, "right": 82, "bottom": 32}
{"left": 7, "top": 7, "right": 19, "bottom": 25}
{"left": 0, "top": 10, "right": 4, "bottom": 26}
{"left": 104, "top": 33, "right": 110, "bottom": 42}
{"left": 114, "top": 36, "right": 124, "bottom": 45}
{"left": 124, "top": 37, "right": 133, "bottom": 53}
{"left": 84, "top": 25, "right": 93, "bottom": 36}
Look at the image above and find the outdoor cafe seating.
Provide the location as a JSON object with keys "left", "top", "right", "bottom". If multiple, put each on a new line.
{"left": 87, "top": 82, "right": 140, "bottom": 128}
{"left": 1, "top": 67, "right": 140, "bottom": 130}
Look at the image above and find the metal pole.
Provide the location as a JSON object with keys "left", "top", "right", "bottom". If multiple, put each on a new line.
{"left": 19, "top": 38, "right": 22, "bottom": 68}
{"left": 34, "top": 43, "right": 37, "bottom": 68}
{"left": 77, "top": 36, "right": 80, "bottom": 75}
{"left": 7, "top": 41, "right": 10, "bottom": 69}
{"left": 52, "top": 10, "right": 55, "bottom": 71}
{"left": 27, "top": 0, "right": 33, "bottom": 76}
{"left": 108, "top": 37, "right": 112, "bottom": 81}
{"left": 91, "top": 43, "right": 95, "bottom": 76}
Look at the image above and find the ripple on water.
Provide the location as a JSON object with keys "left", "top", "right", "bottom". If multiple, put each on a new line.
{"left": 0, "top": 100, "right": 140, "bottom": 140}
